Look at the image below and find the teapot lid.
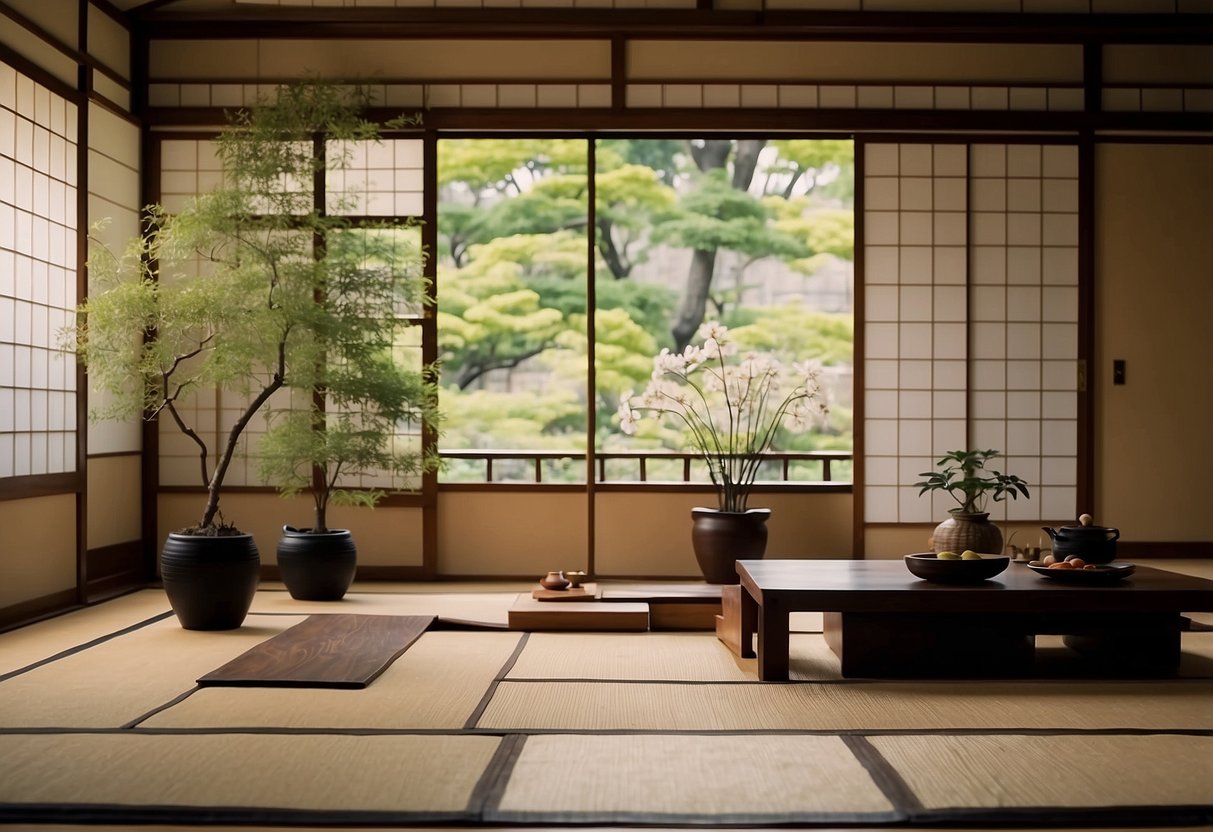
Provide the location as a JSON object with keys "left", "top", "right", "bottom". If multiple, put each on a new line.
{"left": 1059, "top": 513, "right": 1116, "bottom": 534}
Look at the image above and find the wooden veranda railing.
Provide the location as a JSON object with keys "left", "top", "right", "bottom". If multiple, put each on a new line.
{"left": 439, "top": 449, "right": 852, "bottom": 485}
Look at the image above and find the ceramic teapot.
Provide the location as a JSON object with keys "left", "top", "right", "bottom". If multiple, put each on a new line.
{"left": 1041, "top": 514, "right": 1120, "bottom": 564}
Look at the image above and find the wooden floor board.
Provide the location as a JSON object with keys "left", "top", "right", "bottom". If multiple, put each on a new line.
{"left": 197, "top": 614, "right": 434, "bottom": 689}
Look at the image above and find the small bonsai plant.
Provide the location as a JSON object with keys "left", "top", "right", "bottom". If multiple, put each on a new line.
{"left": 915, "top": 449, "right": 1030, "bottom": 515}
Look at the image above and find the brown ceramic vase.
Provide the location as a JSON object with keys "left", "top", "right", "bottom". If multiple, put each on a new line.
{"left": 690, "top": 507, "right": 771, "bottom": 584}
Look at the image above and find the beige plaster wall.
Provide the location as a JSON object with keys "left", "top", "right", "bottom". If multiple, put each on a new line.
{"left": 1103, "top": 45, "right": 1213, "bottom": 84}
{"left": 0, "top": 495, "right": 77, "bottom": 608}
{"left": 148, "top": 40, "right": 612, "bottom": 81}
{"left": 595, "top": 491, "right": 853, "bottom": 577}
{"left": 2, "top": 0, "right": 78, "bottom": 54}
{"left": 157, "top": 493, "right": 424, "bottom": 568}
{"left": 628, "top": 41, "right": 1082, "bottom": 83}
{"left": 86, "top": 455, "right": 141, "bottom": 549}
{"left": 1095, "top": 144, "right": 1213, "bottom": 542}
{"left": 0, "top": 16, "right": 76, "bottom": 86}
{"left": 86, "top": 3, "right": 130, "bottom": 80}
{"left": 438, "top": 492, "right": 588, "bottom": 576}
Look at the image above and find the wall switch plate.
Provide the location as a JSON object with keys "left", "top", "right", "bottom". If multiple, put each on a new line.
{"left": 1113, "top": 359, "right": 1126, "bottom": 385}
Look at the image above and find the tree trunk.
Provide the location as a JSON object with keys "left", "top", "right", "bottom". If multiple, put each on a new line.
{"left": 669, "top": 140, "right": 769, "bottom": 350}
{"left": 672, "top": 248, "right": 717, "bottom": 351}
{"left": 597, "top": 218, "right": 630, "bottom": 279}
{"left": 731, "top": 139, "right": 766, "bottom": 190}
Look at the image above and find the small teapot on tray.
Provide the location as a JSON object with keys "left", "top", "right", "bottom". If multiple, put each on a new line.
{"left": 1041, "top": 514, "right": 1120, "bottom": 564}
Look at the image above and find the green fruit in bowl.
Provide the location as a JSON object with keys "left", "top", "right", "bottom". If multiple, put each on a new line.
{"left": 936, "top": 551, "right": 961, "bottom": 560}
{"left": 961, "top": 550, "right": 983, "bottom": 560}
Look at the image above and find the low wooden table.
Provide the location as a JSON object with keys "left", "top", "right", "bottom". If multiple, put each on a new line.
{"left": 736, "top": 559, "right": 1213, "bottom": 680}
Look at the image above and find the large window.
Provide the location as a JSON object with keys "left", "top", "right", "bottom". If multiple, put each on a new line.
{"left": 0, "top": 62, "right": 78, "bottom": 480}
{"left": 437, "top": 137, "right": 855, "bottom": 485}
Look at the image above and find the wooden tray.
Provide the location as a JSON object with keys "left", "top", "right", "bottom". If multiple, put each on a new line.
{"left": 531, "top": 583, "right": 598, "bottom": 601}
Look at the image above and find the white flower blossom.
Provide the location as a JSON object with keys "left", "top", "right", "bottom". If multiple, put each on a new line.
{"left": 615, "top": 324, "right": 831, "bottom": 512}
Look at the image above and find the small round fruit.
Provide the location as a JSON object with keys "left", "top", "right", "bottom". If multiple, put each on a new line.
{"left": 936, "top": 551, "right": 961, "bottom": 560}
{"left": 961, "top": 551, "right": 983, "bottom": 560}
{"left": 1043, "top": 554, "right": 1057, "bottom": 565}
{"left": 1067, "top": 557, "right": 1086, "bottom": 568}
{"left": 1049, "top": 561, "right": 1074, "bottom": 569}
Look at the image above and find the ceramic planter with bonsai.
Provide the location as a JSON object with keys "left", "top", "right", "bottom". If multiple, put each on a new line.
{"left": 618, "top": 321, "right": 830, "bottom": 583}
{"left": 915, "top": 449, "right": 1030, "bottom": 556}
{"left": 259, "top": 354, "right": 440, "bottom": 601}
{"left": 73, "top": 83, "right": 406, "bottom": 629}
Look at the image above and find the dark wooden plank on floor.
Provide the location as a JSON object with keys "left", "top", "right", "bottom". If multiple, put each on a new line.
{"left": 197, "top": 614, "right": 435, "bottom": 689}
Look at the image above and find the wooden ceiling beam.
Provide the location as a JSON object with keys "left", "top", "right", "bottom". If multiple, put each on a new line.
{"left": 132, "top": 10, "right": 1213, "bottom": 46}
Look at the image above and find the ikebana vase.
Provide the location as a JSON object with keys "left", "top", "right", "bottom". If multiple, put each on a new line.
{"left": 929, "top": 511, "right": 1004, "bottom": 556}
{"left": 160, "top": 532, "right": 260, "bottom": 630}
{"left": 276, "top": 526, "right": 358, "bottom": 601}
{"left": 690, "top": 507, "right": 771, "bottom": 584}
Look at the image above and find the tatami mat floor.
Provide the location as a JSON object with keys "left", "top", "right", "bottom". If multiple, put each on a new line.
{"left": 1, "top": 560, "right": 1211, "bottom": 829}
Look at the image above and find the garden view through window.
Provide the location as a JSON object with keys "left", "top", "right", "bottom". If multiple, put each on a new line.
{"left": 437, "top": 138, "right": 854, "bottom": 485}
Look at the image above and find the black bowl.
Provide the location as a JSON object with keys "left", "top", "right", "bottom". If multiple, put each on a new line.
{"left": 904, "top": 552, "right": 1010, "bottom": 584}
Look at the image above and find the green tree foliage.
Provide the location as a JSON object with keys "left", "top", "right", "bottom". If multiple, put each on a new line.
{"left": 764, "top": 139, "right": 854, "bottom": 200}
{"left": 77, "top": 83, "right": 437, "bottom": 533}
{"left": 436, "top": 137, "right": 855, "bottom": 461}
{"left": 439, "top": 139, "right": 587, "bottom": 266}
{"left": 437, "top": 233, "right": 574, "bottom": 389}
{"left": 595, "top": 164, "right": 679, "bottom": 279}
{"left": 728, "top": 301, "right": 853, "bottom": 366}
{"left": 442, "top": 389, "right": 585, "bottom": 451}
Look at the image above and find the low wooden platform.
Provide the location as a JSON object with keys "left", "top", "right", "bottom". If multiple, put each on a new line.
{"left": 603, "top": 582, "right": 723, "bottom": 631}
{"left": 509, "top": 581, "right": 725, "bottom": 632}
{"left": 530, "top": 583, "right": 599, "bottom": 601}
{"left": 508, "top": 596, "right": 649, "bottom": 631}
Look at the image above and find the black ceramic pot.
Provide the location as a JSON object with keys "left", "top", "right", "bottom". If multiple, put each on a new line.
{"left": 160, "top": 532, "right": 260, "bottom": 630}
{"left": 276, "top": 526, "right": 357, "bottom": 601}
{"left": 1042, "top": 516, "right": 1120, "bottom": 564}
{"left": 690, "top": 507, "right": 770, "bottom": 584}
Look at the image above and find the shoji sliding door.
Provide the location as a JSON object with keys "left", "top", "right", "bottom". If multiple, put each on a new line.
{"left": 862, "top": 141, "right": 1080, "bottom": 527}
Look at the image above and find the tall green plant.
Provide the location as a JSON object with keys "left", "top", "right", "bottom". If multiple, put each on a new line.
{"left": 74, "top": 82, "right": 435, "bottom": 535}
{"left": 256, "top": 229, "right": 440, "bottom": 533}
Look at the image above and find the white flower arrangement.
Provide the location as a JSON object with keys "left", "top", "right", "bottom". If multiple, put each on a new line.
{"left": 617, "top": 321, "right": 829, "bottom": 512}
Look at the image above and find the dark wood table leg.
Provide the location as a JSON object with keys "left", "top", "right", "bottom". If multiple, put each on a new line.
{"left": 738, "top": 583, "right": 757, "bottom": 659}
{"left": 757, "top": 597, "right": 790, "bottom": 681}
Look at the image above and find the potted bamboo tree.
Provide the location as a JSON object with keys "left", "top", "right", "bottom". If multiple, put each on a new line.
{"left": 74, "top": 82, "right": 423, "bottom": 628}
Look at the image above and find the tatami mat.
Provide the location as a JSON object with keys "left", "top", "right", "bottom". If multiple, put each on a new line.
{"left": 140, "top": 631, "right": 521, "bottom": 730}
{"left": 7, "top": 827, "right": 1213, "bottom": 832}
{"left": 506, "top": 633, "right": 753, "bottom": 681}
{"left": 0, "top": 733, "right": 498, "bottom": 820}
{"left": 488, "top": 734, "right": 899, "bottom": 824}
{"left": 475, "top": 679, "right": 1213, "bottom": 731}
{"left": 505, "top": 632, "right": 843, "bottom": 682}
{"left": 870, "top": 733, "right": 1213, "bottom": 813}
{"left": 249, "top": 591, "right": 516, "bottom": 628}
{"left": 0, "top": 591, "right": 171, "bottom": 676}
{"left": 4, "top": 577, "right": 1213, "bottom": 830}
{"left": 790, "top": 611, "right": 824, "bottom": 632}
{"left": 0, "top": 615, "right": 307, "bottom": 728}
